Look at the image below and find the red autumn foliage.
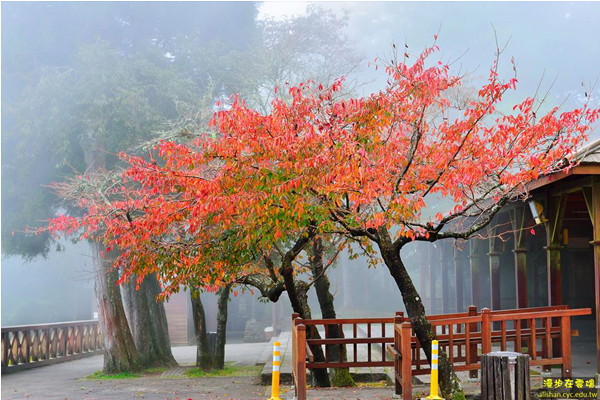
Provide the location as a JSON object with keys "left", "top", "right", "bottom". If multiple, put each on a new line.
{"left": 42, "top": 44, "right": 599, "bottom": 297}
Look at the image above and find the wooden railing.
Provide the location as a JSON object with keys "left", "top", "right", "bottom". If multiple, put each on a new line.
{"left": 291, "top": 312, "right": 398, "bottom": 399}
{"left": 390, "top": 306, "right": 591, "bottom": 400}
{"left": 291, "top": 305, "right": 590, "bottom": 400}
{"left": 1, "top": 320, "right": 103, "bottom": 373}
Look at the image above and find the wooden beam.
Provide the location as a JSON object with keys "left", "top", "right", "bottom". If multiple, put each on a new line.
{"left": 545, "top": 194, "right": 567, "bottom": 307}
{"left": 527, "top": 170, "right": 571, "bottom": 192}
{"left": 527, "top": 165, "right": 600, "bottom": 193}
{"left": 454, "top": 243, "right": 464, "bottom": 313}
{"left": 510, "top": 206, "right": 529, "bottom": 309}
{"left": 419, "top": 242, "right": 428, "bottom": 311}
{"left": 469, "top": 239, "right": 483, "bottom": 309}
{"left": 544, "top": 193, "right": 567, "bottom": 367}
{"left": 583, "top": 187, "right": 593, "bottom": 225}
{"left": 441, "top": 241, "right": 451, "bottom": 314}
{"left": 488, "top": 222, "right": 503, "bottom": 311}
{"left": 591, "top": 180, "right": 600, "bottom": 373}
{"left": 429, "top": 244, "right": 438, "bottom": 314}
{"left": 573, "top": 164, "right": 600, "bottom": 175}
{"left": 546, "top": 176, "right": 594, "bottom": 198}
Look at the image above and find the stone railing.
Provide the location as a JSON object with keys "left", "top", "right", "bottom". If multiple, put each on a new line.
{"left": 1, "top": 320, "right": 103, "bottom": 373}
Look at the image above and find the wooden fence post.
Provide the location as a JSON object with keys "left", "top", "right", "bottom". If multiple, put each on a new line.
{"left": 296, "top": 324, "right": 307, "bottom": 400}
{"left": 393, "top": 314, "right": 403, "bottom": 396}
{"left": 482, "top": 308, "right": 492, "bottom": 355}
{"left": 468, "top": 305, "right": 479, "bottom": 379}
{"left": 561, "top": 315, "right": 572, "bottom": 378}
{"left": 400, "top": 322, "right": 412, "bottom": 400}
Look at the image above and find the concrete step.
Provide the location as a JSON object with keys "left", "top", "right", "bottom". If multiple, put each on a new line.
{"left": 257, "top": 336, "right": 279, "bottom": 366}
{"left": 261, "top": 331, "right": 293, "bottom": 384}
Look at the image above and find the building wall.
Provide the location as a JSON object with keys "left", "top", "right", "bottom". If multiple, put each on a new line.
{"left": 164, "top": 291, "right": 191, "bottom": 345}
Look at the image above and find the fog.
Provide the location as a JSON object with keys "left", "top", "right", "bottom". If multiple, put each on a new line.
{"left": 2, "top": 2, "right": 599, "bottom": 332}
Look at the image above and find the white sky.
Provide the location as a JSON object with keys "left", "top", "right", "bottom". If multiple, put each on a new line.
{"left": 258, "top": 1, "right": 599, "bottom": 111}
{"left": 258, "top": 1, "right": 311, "bottom": 20}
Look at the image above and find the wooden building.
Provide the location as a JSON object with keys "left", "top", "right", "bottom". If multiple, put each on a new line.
{"left": 163, "top": 288, "right": 283, "bottom": 345}
{"left": 163, "top": 291, "right": 195, "bottom": 345}
{"left": 422, "top": 138, "right": 600, "bottom": 372}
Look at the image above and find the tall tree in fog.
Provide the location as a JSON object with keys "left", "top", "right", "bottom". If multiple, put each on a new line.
{"left": 2, "top": 2, "right": 259, "bottom": 373}
{"left": 9, "top": 42, "right": 203, "bottom": 372}
{"left": 1, "top": 1, "right": 258, "bottom": 258}
{"left": 213, "top": 5, "right": 362, "bottom": 112}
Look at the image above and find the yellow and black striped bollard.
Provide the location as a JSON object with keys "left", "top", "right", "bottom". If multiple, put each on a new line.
{"left": 268, "top": 341, "right": 281, "bottom": 400}
{"left": 426, "top": 340, "right": 442, "bottom": 400}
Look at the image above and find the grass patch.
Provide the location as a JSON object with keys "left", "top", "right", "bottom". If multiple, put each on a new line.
{"left": 86, "top": 371, "right": 142, "bottom": 380}
{"left": 85, "top": 366, "right": 168, "bottom": 380}
{"left": 357, "top": 381, "right": 390, "bottom": 388}
{"left": 184, "top": 362, "right": 261, "bottom": 378}
{"left": 143, "top": 366, "right": 169, "bottom": 374}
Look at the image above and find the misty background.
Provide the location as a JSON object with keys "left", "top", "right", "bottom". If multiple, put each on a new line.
{"left": 2, "top": 2, "right": 599, "bottom": 330}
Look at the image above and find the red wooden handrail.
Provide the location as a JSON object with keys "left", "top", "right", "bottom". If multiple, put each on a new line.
{"left": 290, "top": 305, "right": 590, "bottom": 400}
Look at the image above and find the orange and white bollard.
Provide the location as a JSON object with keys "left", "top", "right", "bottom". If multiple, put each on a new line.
{"left": 268, "top": 341, "right": 281, "bottom": 400}
{"left": 426, "top": 340, "right": 443, "bottom": 399}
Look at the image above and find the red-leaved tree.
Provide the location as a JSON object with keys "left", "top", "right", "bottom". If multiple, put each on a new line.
{"left": 45, "top": 43, "right": 599, "bottom": 397}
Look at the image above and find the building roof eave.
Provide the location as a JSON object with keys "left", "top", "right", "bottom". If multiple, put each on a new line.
{"left": 526, "top": 164, "right": 600, "bottom": 193}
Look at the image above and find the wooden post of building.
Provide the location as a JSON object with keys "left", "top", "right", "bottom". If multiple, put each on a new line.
{"left": 488, "top": 224, "right": 503, "bottom": 311}
{"left": 470, "top": 239, "right": 483, "bottom": 308}
{"left": 511, "top": 206, "right": 529, "bottom": 309}
{"left": 545, "top": 194, "right": 567, "bottom": 366}
{"left": 585, "top": 181, "right": 600, "bottom": 373}
{"left": 441, "top": 241, "right": 451, "bottom": 314}
{"left": 545, "top": 194, "right": 567, "bottom": 308}
{"left": 430, "top": 245, "right": 438, "bottom": 314}
{"left": 454, "top": 243, "right": 464, "bottom": 313}
{"left": 420, "top": 242, "right": 429, "bottom": 312}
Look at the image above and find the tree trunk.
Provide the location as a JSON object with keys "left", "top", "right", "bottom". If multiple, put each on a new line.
{"left": 280, "top": 260, "right": 331, "bottom": 387}
{"left": 81, "top": 136, "right": 141, "bottom": 373}
{"left": 377, "top": 229, "right": 463, "bottom": 399}
{"left": 310, "top": 236, "right": 355, "bottom": 387}
{"left": 213, "top": 284, "right": 231, "bottom": 370}
{"left": 190, "top": 289, "right": 212, "bottom": 371}
{"left": 122, "top": 272, "right": 178, "bottom": 368}
{"left": 92, "top": 242, "right": 142, "bottom": 373}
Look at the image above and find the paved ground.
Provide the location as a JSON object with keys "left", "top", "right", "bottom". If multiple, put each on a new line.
{"left": 0, "top": 338, "right": 405, "bottom": 400}
{"left": 570, "top": 320, "right": 598, "bottom": 377}
{"left": 0, "top": 352, "right": 399, "bottom": 400}
{"left": 171, "top": 342, "right": 268, "bottom": 367}
{"left": 1, "top": 341, "right": 274, "bottom": 400}
{"left": 2, "top": 374, "right": 268, "bottom": 400}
